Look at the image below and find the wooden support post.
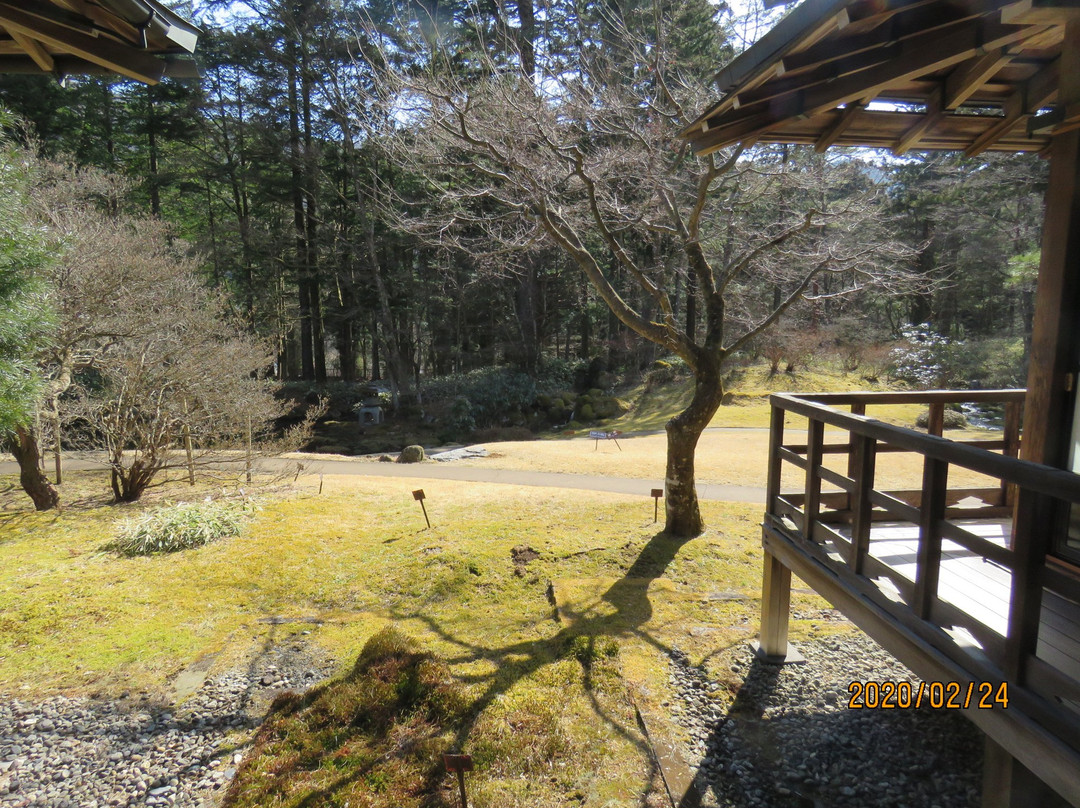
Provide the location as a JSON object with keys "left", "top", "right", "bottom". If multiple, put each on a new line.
{"left": 803, "top": 419, "right": 825, "bottom": 539}
{"left": 1009, "top": 22, "right": 1080, "bottom": 670}
{"left": 914, "top": 456, "right": 948, "bottom": 620}
{"left": 983, "top": 737, "right": 1072, "bottom": 808}
{"left": 848, "top": 433, "right": 876, "bottom": 575}
{"left": 758, "top": 549, "right": 792, "bottom": 660}
{"left": 1019, "top": 20, "right": 1080, "bottom": 472}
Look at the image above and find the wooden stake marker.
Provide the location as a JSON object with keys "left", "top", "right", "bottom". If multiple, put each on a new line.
{"left": 651, "top": 488, "right": 663, "bottom": 523}
{"left": 413, "top": 489, "right": 431, "bottom": 528}
{"left": 443, "top": 753, "right": 472, "bottom": 808}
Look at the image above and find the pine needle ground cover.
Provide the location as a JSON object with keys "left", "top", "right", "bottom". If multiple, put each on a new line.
{"left": 0, "top": 472, "right": 840, "bottom": 806}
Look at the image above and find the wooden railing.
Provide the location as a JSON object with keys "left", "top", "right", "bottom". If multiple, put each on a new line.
{"left": 764, "top": 389, "right": 1080, "bottom": 761}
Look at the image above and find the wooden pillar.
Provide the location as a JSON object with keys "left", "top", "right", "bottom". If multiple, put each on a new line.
{"left": 1008, "top": 22, "right": 1080, "bottom": 684}
{"left": 982, "top": 737, "right": 1071, "bottom": 808}
{"left": 1019, "top": 20, "right": 1080, "bottom": 470}
{"left": 758, "top": 549, "right": 792, "bottom": 661}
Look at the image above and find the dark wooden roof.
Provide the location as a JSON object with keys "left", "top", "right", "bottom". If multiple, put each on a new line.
{"left": 0, "top": 0, "right": 200, "bottom": 84}
{"left": 681, "top": 0, "right": 1077, "bottom": 156}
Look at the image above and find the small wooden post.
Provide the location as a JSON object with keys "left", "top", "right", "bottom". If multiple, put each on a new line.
{"left": 53, "top": 422, "right": 62, "bottom": 485}
{"left": 183, "top": 425, "right": 196, "bottom": 488}
{"left": 413, "top": 489, "right": 431, "bottom": 529}
{"left": 651, "top": 488, "right": 663, "bottom": 523}
{"left": 846, "top": 401, "right": 867, "bottom": 511}
{"left": 245, "top": 416, "right": 253, "bottom": 483}
{"left": 443, "top": 754, "right": 473, "bottom": 808}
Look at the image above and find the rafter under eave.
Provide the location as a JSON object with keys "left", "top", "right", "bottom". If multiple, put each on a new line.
{"left": 965, "top": 57, "right": 1060, "bottom": 155}
{"left": 691, "top": 17, "right": 1046, "bottom": 155}
{"left": 9, "top": 31, "right": 53, "bottom": 72}
{"left": 0, "top": 2, "right": 164, "bottom": 83}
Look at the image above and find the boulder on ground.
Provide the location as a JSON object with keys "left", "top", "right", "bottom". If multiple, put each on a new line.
{"left": 397, "top": 445, "right": 426, "bottom": 463}
{"left": 915, "top": 408, "right": 968, "bottom": 430}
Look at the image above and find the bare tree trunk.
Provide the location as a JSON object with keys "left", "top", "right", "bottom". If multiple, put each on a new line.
{"left": 664, "top": 355, "right": 724, "bottom": 537}
{"left": 6, "top": 427, "right": 60, "bottom": 511}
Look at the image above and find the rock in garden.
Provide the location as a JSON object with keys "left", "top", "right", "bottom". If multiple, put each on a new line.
{"left": 396, "top": 445, "right": 425, "bottom": 463}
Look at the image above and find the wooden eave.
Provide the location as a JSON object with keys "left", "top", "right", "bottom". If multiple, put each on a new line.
{"left": 681, "top": 0, "right": 1080, "bottom": 156}
{"left": 0, "top": 0, "right": 201, "bottom": 85}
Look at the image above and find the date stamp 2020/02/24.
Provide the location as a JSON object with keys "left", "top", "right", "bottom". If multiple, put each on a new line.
{"left": 846, "top": 680, "right": 1009, "bottom": 709}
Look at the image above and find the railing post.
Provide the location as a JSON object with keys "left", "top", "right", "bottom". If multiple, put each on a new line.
{"left": 766, "top": 401, "right": 785, "bottom": 514}
{"left": 1005, "top": 489, "right": 1049, "bottom": 681}
{"left": 848, "top": 434, "right": 876, "bottom": 575}
{"left": 913, "top": 456, "right": 948, "bottom": 620}
{"left": 927, "top": 402, "right": 945, "bottom": 437}
{"left": 803, "top": 418, "right": 825, "bottom": 539}
{"left": 846, "top": 402, "right": 866, "bottom": 514}
{"left": 1002, "top": 400, "right": 1023, "bottom": 509}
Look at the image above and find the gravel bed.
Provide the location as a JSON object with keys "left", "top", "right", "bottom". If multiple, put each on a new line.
{"left": 667, "top": 629, "right": 983, "bottom": 808}
{"left": 0, "top": 642, "right": 335, "bottom": 808}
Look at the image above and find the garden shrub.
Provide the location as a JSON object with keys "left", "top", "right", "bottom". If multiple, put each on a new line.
{"left": 113, "top": 498, "right": 255, "bottom": 556}
{"left": 889, "top": 327, "right": 1027, "bottom": 390}
{"left": 533, "top": 358, "right": 579, "bottom": 393}
{"left": 421, "top": 367, "right": 536, "bottom": 429}
{"left": 644, "top": 356, "right": 690, "bottom": 390}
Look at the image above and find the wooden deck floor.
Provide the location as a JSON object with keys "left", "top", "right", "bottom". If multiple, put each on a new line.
{"left": 832, "top": 520, "right": 1080, "bottom": 715}
{"left": 859, "top": 520, "right": 1012, "bottom": 638}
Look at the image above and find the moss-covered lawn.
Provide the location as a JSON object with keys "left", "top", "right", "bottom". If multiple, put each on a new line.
{"left": 0, "top": 470, "right": 840, "bottom": 806}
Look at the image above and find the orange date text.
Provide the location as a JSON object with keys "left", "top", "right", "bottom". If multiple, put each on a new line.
{"left": 846, "top": 680, "right": 1009, "bottom": 710}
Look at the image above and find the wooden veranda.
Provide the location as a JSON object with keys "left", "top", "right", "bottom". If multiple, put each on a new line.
{"left": 760, "top": 391, "right": 1080, "bottom": 805}
{"left": 679, "top": 0, "right": 1080, "bottom": 805}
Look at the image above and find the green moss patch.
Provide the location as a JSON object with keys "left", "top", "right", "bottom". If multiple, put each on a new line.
{"left": 223, "top": 628, "right": 468, "bottom": 808}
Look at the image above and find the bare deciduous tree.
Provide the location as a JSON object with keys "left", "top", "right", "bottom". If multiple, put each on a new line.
{"left": 10, "top": 157, "right": 284, "bottom": 506}
{"left": 356, "top": 0, "right": 919, "bottom": 536}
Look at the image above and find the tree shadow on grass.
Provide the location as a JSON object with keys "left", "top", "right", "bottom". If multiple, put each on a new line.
{"left": 408, "top": 528, "right": 692, "bottom": 741}
{"left": 234, "top": 528, "right": 700, "bottom": 807}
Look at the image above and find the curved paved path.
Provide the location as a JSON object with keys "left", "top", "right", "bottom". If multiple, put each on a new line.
{"left": 0, "top": 453, "right": 767, "bottom": 504}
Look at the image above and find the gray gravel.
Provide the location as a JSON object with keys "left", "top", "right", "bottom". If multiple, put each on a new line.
{"left": 0, "top": 643, "right": 334, "bottom": 808}
{"left": 667, "top": 627, "right": 983, "bottom": 808}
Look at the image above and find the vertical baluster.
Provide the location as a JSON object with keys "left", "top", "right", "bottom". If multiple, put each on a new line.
{"left": 803, "top": 418, "right": 824, "bottom": 540}
{"left": 846, "top": 402, "right": 866, "bottom": 515}
{"left": 1004, "top": 488, "right": 1049, "bottom": 681}
{"left": 1002, "top": 400, "right": 1023, "bottom": 509}
{"left": 849, "top": 434, "right": 876, "bottom": 575}
{"left": 766, "top": 401, "right": 785, "bottom": 516}
{"left": 914, "top": 456, "right": 948, "bottom": 620}
{"left": 927, "top": 401, "right": 945, "bottom": 437}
